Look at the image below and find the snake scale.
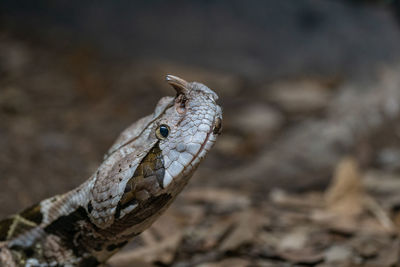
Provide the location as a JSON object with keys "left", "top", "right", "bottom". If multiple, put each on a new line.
{"left": 0, "top": 75, "right": 222, "bottom": 267}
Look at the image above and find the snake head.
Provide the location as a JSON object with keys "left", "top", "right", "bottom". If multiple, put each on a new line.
{"left": 158, "top": 75, "right": 222, "bottom": 188}
{"left": 89, "top": 75, "right": 222, "bottom": 229}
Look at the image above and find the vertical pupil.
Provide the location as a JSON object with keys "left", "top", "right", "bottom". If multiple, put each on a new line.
{"left": 160, "top": 126, "right": 169, "bottom": 138}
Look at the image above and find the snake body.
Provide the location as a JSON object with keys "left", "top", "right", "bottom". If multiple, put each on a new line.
{"left": 0, "top": 75, "right": 222, "bottom": 267}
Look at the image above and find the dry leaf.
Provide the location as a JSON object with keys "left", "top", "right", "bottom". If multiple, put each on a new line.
{"left": 108, "top": 233, "right": 182, "bottom": 266}
{"left": 277, "top": 248, "right": 324, "bottom": 265}
{"left": 325, "top": 157, "right": 364, "bottom": 217}
{"left": 219, "top": 209, "right": 262, "bottom": 251}
{"left": 278, "top": 227, "right": 309, "bottom": 251}
{"left": 183, "top": 188, "right": 251, "bottom": 212}
{"left": 198, "top": 258, "right": 251, "bottom": 267}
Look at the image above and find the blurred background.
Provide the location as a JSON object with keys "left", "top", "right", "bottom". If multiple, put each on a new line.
{"left": 1, "top": 1, "right": 400, "bottom": 266}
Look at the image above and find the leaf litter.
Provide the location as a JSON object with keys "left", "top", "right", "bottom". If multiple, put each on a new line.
{"left": 109, "top": 157, "right": 400, "bottom": 266}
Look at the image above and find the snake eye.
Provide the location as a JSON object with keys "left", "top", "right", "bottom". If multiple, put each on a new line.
{"left": 156, "top": 124, "right": 170, "bottom": 140}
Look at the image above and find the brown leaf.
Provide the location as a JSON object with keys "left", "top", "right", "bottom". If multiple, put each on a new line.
{"left": 108, "top": 232, "right": 182, "bottom": 266}
{"left": 277, "top": 227, "right": 309, "bottom": 251}
{"left": 182, "top": 188, "right": 251, "bottom": 214}
{"left": 219, "top": 209, "right": 262, "bottom": 251}
{"left": 324, "top": 245, "right": 353, "bottom": 263}
{"left": 199, "top": 258, "right": 251, "bottom": 267}
{"left": 368, "top": 239, "right": 400, "bottom": 266}
{"left": 277, "top": 248, "right": 324, "bottom": 265}
{"left": 325, "top": 157, "right": 364, "bottom": 217}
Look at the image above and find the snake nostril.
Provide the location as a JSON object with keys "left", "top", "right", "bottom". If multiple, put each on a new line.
{"left": 213, "top": 117, "right": 222, "bottom": 135}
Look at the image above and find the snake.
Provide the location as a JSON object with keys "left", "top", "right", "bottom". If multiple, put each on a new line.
{"left": 0, "top": 75, "right": 222, "bottom": 267}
